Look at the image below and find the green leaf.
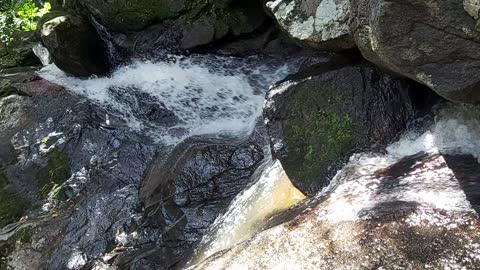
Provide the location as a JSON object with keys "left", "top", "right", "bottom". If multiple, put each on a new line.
{"left": 1, "top": 0, "right": 51, "bottom": 42}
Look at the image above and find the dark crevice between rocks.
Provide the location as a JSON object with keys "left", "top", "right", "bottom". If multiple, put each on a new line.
{"left": 444, "top": 154, "right": 480, "bottom": 215}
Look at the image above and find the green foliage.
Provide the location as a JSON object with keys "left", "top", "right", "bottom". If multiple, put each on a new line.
{"left": 0, "top": 0, "right": 51, "bottom": 43}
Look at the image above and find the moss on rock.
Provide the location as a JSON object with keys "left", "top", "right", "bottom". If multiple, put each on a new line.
{"left": 0, "top": 83, "right": 20, "bottom": 99}
{"left": 289, "top": 111, "right": 353, "bottom": 178}
{"left": 265, "top": 61, "right": 416, "bottom": 195}
{"left": 0, "top": 31, "right": 41, "bottom": 69}
{"left": 0, "top": 240, "right": 14, "bottom": 270}
{"left": 16, "top": 227, "right": 34, "bottom": 245}
{"left": 284, "top": 92, "right": 354, "bottom": 190}
{"left": 79, "top": 0, "right": 189, "bottom": 31}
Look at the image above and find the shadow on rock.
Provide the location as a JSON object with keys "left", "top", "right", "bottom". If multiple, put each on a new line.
{"left": 444, "top": 154, "right": 480, "bottom": 215}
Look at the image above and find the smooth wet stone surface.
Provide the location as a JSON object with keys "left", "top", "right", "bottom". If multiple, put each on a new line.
{"left": 194, "top": 153, "right": 480, "bottom": 269}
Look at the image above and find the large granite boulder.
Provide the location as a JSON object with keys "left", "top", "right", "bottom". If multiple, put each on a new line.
{"left": 264, "top": 56, "right": 421, "bottom": 195}
{"left": 39, "top": 11, "right": 111, "bottom": 76}
{"left": 349, "top": 0, "right": 480, "bottom": 103}
{"left": 266, "top": 0, "right": 354, "bottom": 50}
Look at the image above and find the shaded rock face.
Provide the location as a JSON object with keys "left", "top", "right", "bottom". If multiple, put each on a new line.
{"left": 264, "top": 56, "right": 422, "bottom": 195}
{"left": 266, "top": 0, "right": 354, "bottom": 50}
{"left": 40, "top": 12, "right": 111, "bottom": 76}
{"left": 117, "top": 132, "right": 265, "bottom": 269}
{"left": 195, "top": 153, "right": 480, "bottom": 269}
{"left": 0, "top": 32, "right": 42, "bottom": 69}
{"left": 350, "top": 0, "right": 480, "bottom": 103}
{"left": 80, "top": 0, "right": 188, "bottom": 31}
{"left": 79, "top": 0, "right": 268, "bottom": 52}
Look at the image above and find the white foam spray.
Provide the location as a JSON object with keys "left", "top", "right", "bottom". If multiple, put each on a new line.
{"left": 38, "top": 55, "right": 294, "bottom": 145}
{"left": 191, "top": 103, "right": 480, "bottom": 266}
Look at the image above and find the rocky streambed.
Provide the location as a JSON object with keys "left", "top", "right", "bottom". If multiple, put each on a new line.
{"left": 1, "top": 0, "right": 480, "bottom": 269}
{"left": 0, "top": 54, "right": 300, "bottom": 269}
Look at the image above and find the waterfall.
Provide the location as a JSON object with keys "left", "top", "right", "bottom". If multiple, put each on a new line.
{"left": 38, "top": 55, "right": 296, "bottom": 145}
{"left": 36, "top": 53, "right": 480, "bottom": 269}
{"left": 191, "top": 102, "right": 480, "bottom": 269}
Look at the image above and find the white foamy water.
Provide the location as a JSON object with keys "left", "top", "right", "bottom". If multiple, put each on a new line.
{"left": 191, "top": 103, "right": 480, "bottom": 268}
{"left": 315, "top": 103, "right": 480, "bottom": 222}
{"left": 387, "top": 103, "right": 480, "bottom": 159}
{"left": 38, "top": 55, "right": 294, "bottom": 145}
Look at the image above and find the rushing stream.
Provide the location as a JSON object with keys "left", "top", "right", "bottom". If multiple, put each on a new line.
{"left": 39, "top": 55, "right": 294, "bottom": 145}
{"left": 190, "top": 103, "right": 480, "bottom": 268}
{"left": 34, "top": 54, "right": 480, "bottom": 269}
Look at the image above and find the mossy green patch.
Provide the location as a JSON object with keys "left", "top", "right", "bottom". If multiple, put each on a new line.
{"left": 284, "top": 92, "right": 354, "bottom": 192}
{"left": 0, "top": 54, "right": 17, "bottom": 69}
{"left": 16, "top": 227, "right": 34, "bottom": 244}
{"left": 37, "top": 150, "right": 71, "bottom": 200}
{"left": 11, "top": 43, "right": 41, "bottom": 67}
{"left": 286, "top": 110, "right": 353, "bottom": 183}
{"left": 0, "top": 172, "right": 26, "bottom": 228}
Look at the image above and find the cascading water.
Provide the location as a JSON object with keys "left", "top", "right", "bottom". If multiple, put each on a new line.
{"left": 191, "top": 103, "right": 480, "bottom": 269}
{"left": 38, "top": 55, "right": 295, "bottom": 145}
{"left": 35, "top": 53, "right": 480, "bottom": 269}
{"left": 188, "top": 156, "right": 305, "bottom": 266}
{"left": 32, "top": 55, "right": 300, "bottom": 269}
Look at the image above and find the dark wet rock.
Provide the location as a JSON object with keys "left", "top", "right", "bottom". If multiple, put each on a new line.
{"left": 206, "top": 26, "right": 310, "bottom": 58}
{"left": 0, "top": 69, "right": 267, "bottom": 269}
{"left": 110, "top": 128, "right": 266, "bottom": 269}
{"left": 0, "top": 67, "right": 46, "bottom": 170}
{"left": 0, "top": 172, "right": 27, "bottom": 229}
{"left": 443, "top": 155, "right": 480, "bottom": 214}
{"left": 79, "top": 0, "right": 187, "bottom": 31}
{"left": 108, "top": 87, "right": 180, "bottom": 128}
{"left": 0, "top": 31, "right": 42, "bottom": 69}
{"left": 195, "top": 153, "right": 480, "bottom": 269}
{"left": 0, "top": 68, "right": 157, "bottom": 268}
{"left": 0, "top": 76, "right": 159, "bottom": 269}
{"left": 80, "top": 0, "right": 268, "bottom": 53}
{"left": 266, "top": 0, "right": 354, "bottom": 50}
{"left": 264, "top": 56, "right": 422, "bottom": 195}
{"left": 39, "top": 11, "right": 111, "bottom": 76}
{"left": 349, "top": 0, "right": 480, "bottom": 103}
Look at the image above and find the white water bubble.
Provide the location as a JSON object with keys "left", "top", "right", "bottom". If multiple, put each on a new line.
{"left": 38, "top": 55, "right": 295, "bottom": 145}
